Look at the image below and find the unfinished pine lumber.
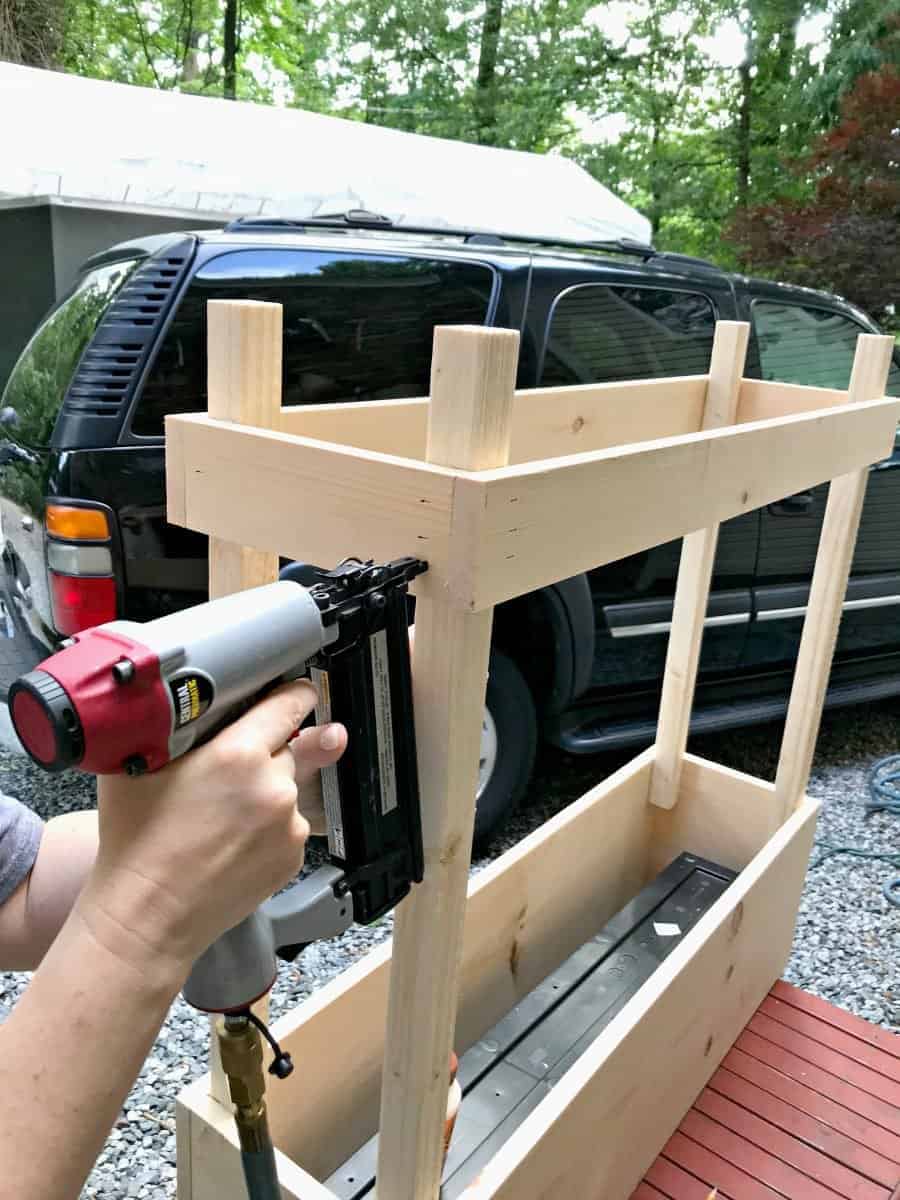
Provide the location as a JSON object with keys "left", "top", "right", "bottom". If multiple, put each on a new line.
{"left": 376, "top": 326, "right": 519, "bottom": 1200}
{"left": 168, "top": 313, "right": 900, "bottom": 1200}
{"left": 773, "top": 334, "right": 896, "bottom": 820}
{"left": 201, "top": 299, "right": 283, "bottom": 1118}
{"left": 650, "top": 321, "right": 750, "bottom": 810}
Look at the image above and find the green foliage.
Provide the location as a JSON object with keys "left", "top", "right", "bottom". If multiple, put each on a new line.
{"left": 730, "top": 64, "right": 900, "bottom": 326}
{"left": 5, "top": 0, "right": 897, "bottom": 311}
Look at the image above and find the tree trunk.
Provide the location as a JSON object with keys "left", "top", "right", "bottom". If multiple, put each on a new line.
{"left": 650, "top": 118, "right": 663, "bottom": 238}
{"left": 0, "top": 0, "right": 65, "bottom": 66}
{"left": 474, "top": 0, "right": 502, "bottom": 144}
{"left": 736, "top": 40, "right": 753, "bottom": 209}
{"left": 223, "top": 0, "right": 238, "bottom": 99}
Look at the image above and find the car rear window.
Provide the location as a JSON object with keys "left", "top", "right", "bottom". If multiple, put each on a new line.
{"left": 131, "top": 249, "right": 495, "bottom": 436}
{"left": 752, "top": 300, "right": 900, "bottom": 396}
{"left": 540, "top": 284, "right": 716, "bottom": 385}
{"left": 1, "top": 258, "right": 138, "bottom": 449}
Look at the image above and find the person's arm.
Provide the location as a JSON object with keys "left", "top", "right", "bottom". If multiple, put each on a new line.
{"left": 0, "top": 717, "right": 345, "bottom": 969}
{"left": 0, "top": 810, "right": 98, "bottom": 969}
{"left": 0, "top": 682, "right": 346, "bottom": 1200}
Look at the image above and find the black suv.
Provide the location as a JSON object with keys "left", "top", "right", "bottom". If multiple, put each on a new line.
{"left": 2, "top": 213, "right": 899, "bottom": 843}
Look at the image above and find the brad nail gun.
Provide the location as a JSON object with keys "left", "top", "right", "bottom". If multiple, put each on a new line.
{"left": 10, "top": 556, "right": 427, "bottom": 1199}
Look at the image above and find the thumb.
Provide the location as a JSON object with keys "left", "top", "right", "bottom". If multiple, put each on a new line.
{"left": 290, "top": 722, "right": 348, "bottom": 785}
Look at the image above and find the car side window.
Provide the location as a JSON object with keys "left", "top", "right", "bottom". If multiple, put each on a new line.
{"left": 752, "top": 300, "right": 900, "bottom": 398}
{"left": 131, "top": 249, "right": 495, "bottom": 436}
{"left": 540, "top": 284, "right": 716, "bottom": 386}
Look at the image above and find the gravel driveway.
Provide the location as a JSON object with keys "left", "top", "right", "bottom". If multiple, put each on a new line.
{"left": 1, "top": 699, "right": 898, "bottom": 1199}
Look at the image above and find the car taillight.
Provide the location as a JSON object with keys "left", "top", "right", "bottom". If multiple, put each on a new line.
{"left": 45, "top": 503, "right": 117, "bottom": 635}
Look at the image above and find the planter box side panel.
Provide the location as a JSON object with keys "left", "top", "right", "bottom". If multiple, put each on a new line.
{"left": 648, "top": 753, "right": 784, "bottom": 877}
{"left": 465, "top": 795, "right": 819, "bottom": 1200}
{"left": 180, "top": 751, "right": 655, "bottom": 1183}
{"left": 454, "top": 748, "right": 655, "bottom": 1053}
{"left": 177, "top": 1086, "right": 338, "bottom": 1200}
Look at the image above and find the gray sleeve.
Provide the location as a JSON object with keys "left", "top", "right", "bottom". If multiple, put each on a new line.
{"left": 0, "top": 793, "right": 43, "bottom": 905}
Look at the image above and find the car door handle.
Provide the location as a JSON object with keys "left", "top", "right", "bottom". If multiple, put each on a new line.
{"left": 767, "top": 491, "right": 814, "bottom": 516}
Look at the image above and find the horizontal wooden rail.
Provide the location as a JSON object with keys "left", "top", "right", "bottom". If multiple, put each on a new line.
{"left": 165, "top": 413, "right": 458, "bottom": 584}
{"left": 460, "top": 395, "right": 900, "bottom": 609}
{"left": 279, "top": 377, "right": 709, "bottom": 463}
{"left": 166, "top": 395, "right": 900, "bottom": 612}
{"left": 277, "top": 376, "right": 862, "bottom": 464}
{"left": 737, "top": 378, "right": 849, "bottom": 422}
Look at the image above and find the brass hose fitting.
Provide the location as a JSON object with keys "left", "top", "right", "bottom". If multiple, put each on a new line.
{"left": 217, "top": 1014, "right": 274, "bottom": 1157}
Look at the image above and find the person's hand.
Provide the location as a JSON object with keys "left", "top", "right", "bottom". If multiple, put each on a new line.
{"left": 291, "top": 717, "right": 348, "bottom": 836}
{"left": 78, "top": 682, "right": 346, "bottom": 984}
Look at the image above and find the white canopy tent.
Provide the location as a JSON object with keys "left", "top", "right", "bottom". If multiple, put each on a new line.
{"left": 0, "top": 63, "right": 651, "bottom": 244}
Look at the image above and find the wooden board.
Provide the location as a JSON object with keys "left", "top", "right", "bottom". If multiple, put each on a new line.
{"left": 376, "top": 326, "right": 519, "bottom": 1200}
{"left": 164, "top": 413, "right": 457, "bottom": 598}
{"left": 463, "top": 394, "right": 900, "bottom": 610}
{"left": 650, "top": 321, "right": 749, "bottom": 810}
{"left": 276, "top": 376, "right": 857, "bottom": 464}
{"left": 278, "top": 377, "right": 709, "bottom": 463}
{"left": 176, "top": 1086, "right": 339, "bottom": 1200}
{"left": 737, "top": 379, "right": 850, "bottom": 423}
{"left": 773, "top": 335, "right": 896, "bottom": 819}
{"left": 176, "top": 750, "right": 796, "bottom": 1198}
{"left": 458, "top": 795, "right": 819, "bottom": 1200}
{"left": 167, "top": 395, "right": 900, "bottom": 614}
{"left": 632, "top": 982, "right": 900, "bottom": 1200}
{"left": 172, "top": 318, "right": 888, "bottom": 1200}
{"left": 203, "top": 299, "right": 282, "bottom": 1112}
{"left": 178, "top": 750, "right": 657, "bottom": 1187}
{"left": 649, "top": 754, "right": 782, "bottom": 876}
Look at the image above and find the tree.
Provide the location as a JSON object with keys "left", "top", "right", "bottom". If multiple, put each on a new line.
{"left": 802, "top": 0, "right": 900, "bottom": 127}
{"left": 732, "top": 0, "right": 809, "bottom": 210}
{"left": 576, "top": 0, "right": 735, "bottom": 253}
{"left": 0, "top": 0, "right": 67, "bottom": 66}
{"left": 223, "top": 0, "right": 239, "bottom": 98}
{"left": 728, "top": 65, "right": 900, "bottom": 325}
{"left": 474, "top": 0, "right": 502, "bottom": 144}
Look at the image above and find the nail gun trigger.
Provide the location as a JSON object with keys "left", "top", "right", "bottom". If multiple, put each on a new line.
{"left": 276, "top": 942, "right": 310, "bottom": 963}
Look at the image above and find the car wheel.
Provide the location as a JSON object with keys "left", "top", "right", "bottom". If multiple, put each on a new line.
{"left": 474, "top": 650, "right": 538, "bottom": 849}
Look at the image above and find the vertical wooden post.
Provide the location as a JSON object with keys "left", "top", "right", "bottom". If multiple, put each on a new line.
{"left": 773, "top": 333, "right": 894, "bottom": 822}
{"left": 649, "top": 321, "right": 749, "bottom": 810}
{"left": 375, "top": 326, "right": 519, "bottom": 1200}
{"left": 204, "top": 299, "right": 283, "bottom": 1104}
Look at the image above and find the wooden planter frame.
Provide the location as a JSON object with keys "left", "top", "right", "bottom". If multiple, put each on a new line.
{"left": 170, "top": 301, "right": 898, "bottom": 1200}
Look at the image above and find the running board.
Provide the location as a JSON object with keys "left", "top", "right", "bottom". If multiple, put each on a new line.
{"left": 551, "top": 670, "right": 900, "bottom": 755}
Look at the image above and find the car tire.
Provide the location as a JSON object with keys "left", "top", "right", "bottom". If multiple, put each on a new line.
{"left": 474, "top": 650, "right": 538, "bottom": 849}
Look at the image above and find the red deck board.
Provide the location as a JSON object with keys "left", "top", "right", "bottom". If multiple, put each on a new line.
{"left": 681, "top": 1108, "right": 852, "bottom": 1200}
{"left": 646, "top": 1154, "right": 730, "bottom": 1200}
{"left": 721, "top": 1047, "right": 900, "bottom": 1166}
{"left": 734, "top": 1030, "right": 900, "bottom": 1138}
{"left": 771, "top": 984, "right": 900, "bottom": 1063}
{"left": 632, "top": 1184, "right": 671, "bottom": 1200}
{"left": 630, "top": 987, "right": 900, "bottom": 1200}
{"left": 759, "top": 997, "right": 900, "bottom": 1085}
{"left": 710, "top": 1064, "right": 900, "bottom": 1187}
{"left": 664, "top": 1130, "right": 786, "bottom": 1200}
{"left": 747, "top": 1013, "right": 900, "bottom": 1108}
{"left": 694, "top": 1087, "right": 888, "bottom": 1200}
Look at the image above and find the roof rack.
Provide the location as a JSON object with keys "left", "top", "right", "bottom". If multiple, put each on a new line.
{"left": 220, "top": 209, "right": 668, "bottom": 260}
{"left": 221, "top": 210, "right": 724, "bottom": 272}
